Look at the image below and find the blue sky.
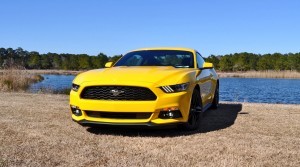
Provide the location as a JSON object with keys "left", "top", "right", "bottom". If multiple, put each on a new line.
{"left": 1, "top": 0, "right": 299, "bottom": 57}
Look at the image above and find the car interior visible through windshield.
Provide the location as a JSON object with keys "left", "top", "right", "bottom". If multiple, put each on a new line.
{"left": 114, "top": 50, "right": 194, "bottom": 68}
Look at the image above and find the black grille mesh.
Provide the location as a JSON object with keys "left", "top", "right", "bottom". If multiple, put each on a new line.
{"left": 80, "top": 86, "right": 157, "bottom": 101}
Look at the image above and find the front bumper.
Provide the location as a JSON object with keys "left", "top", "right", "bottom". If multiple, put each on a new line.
{"left": 70, "top": 82, "right": 192, "bottom": 126}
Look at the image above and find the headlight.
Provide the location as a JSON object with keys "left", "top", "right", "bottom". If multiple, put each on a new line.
{"left": 160, "top": 83, "right": 189, "bottom": 93}
{"left": 72, "top": 83, "right": 80, "bottom": 92}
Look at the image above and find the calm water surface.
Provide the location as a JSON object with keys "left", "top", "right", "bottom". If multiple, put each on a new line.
{"left": 29, "top": 74, "right": 75, "bottom": 93}
{"left": 220, "top": 78, "right": 300, "bottom": 104}
{"left": 29, "top": 75, "right": 300, "bottom": 104}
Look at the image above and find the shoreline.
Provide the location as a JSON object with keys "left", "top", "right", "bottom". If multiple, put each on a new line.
{"left": 18, "top": 70, "right": 300, "bottom": 79}
{"left": 217, "top": 70, "right": 300, "bottom": 79}
{"left": 1, "top": 69, "right": 300, "bottom": 79}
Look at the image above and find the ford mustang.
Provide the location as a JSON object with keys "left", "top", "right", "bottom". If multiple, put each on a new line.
{"left": 70, "top": 47, "right": 219, "bottom": 130}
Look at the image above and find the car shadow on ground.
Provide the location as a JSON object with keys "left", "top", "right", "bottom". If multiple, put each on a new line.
{"left": 86, "top": 103, "right": 243, "bottom": 137}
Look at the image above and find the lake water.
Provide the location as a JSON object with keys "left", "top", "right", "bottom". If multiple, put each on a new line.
{"left": 29, "top": 74, "right": 75, "bottom": 93}
{"left": 220, "top": 78, "right": 300, "bottom": 104}
{"left": 29, "top": 74, "right": 300, "bottom": 104}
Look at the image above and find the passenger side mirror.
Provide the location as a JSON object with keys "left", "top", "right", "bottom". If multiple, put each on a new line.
{"left": 105, "top": 62, "right": 113, "bottom": 68}
{"left": 200, "top": 62, "right": 213, "bottom": 70}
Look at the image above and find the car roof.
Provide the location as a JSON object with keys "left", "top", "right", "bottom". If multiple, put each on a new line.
{"left": 130, "top": 47, "right": 196, "bottom": 53}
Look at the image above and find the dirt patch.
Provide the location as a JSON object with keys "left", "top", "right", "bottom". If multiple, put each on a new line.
{"left": 0, "top": 93, "right": 299, "bottom": 166}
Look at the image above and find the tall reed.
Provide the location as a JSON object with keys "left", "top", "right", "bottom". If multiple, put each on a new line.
{"left": 218, "top": 70, "right": 300, "bottom": 79}
{"left": 0, "top": 68, "right": 44, "bottom": 91}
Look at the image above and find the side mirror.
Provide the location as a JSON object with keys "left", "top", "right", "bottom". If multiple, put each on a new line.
{"left": 200, "top": 62, "right": 213, "bottom": 70}
{"left": 105, "top": 62, "right": 113, "bottom": 68}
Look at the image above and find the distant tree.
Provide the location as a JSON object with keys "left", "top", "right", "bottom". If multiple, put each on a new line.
{"left": 41, "top": 54, "right": 51, "bottom": 69}
{"left": 0, "top": 48, "right": 6, "bottom": 57}
{"left": 5, "top": 48, "right": 16, "bottom": 68}
{"left": 248, "top": 53, "right": 259, "bottom": 70}
{"left": 27, "top": 51, "right": 41, "bottom": 69}
{"left": 90, "top": 56, "right": 99, "bottom": 68}
{"left": 296, "top": 53, "right": 300, "bottom": 71}
{"left": 68, "top": 55, "right": 79, "bottom": 70}
{"left": 14, "top": 47, "right": 29, "bottom": 67}
{"left": 257, "top": 56, "right": 271, "bottom": 70}
{"left": 78, "top": 54, "right": 91, "bottom": 69}
{"left": 289, "top": 53, "right": 300, "bottom": 71}
{"left": 274, "top": 54, "right": 287, "bottom": 70}
{"left": 0, "top": 48, "right": 5, "bottom": 68}
{"left": 51, "top": 53, "right": 62, "bottom": 69}
{"left": 61, "top": 54, "right": 70, "bottom": 70}
{"left": 219, "top": 56, "right": 233, "bottom": 71}
{"left": 286, "top": 53, "right": 295, "bottom": 70}
{"left": 91, "top": 53, "right": 109, "bottom": 68}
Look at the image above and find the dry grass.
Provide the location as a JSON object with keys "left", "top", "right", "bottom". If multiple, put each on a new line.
{"left": 0, "top": 69, "right": 44, "bottom": 91}
{"left": 218, "top": 70, "right": 300, "bottom": 79}
{"left": 10, "top": 69, "right": 82, "bottom": 75}
{"left": 0, "top": 69, "right": 81, "bottom": 77}
{"left": 0, "top": 93, "right": 299, "bottom": 167}
{"left": 3, "top": 69, "right": 300, "bottom": 79}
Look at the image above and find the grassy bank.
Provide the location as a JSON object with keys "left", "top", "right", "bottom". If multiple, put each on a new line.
{"left": 0, "top": 69, "right": 82, "bottom": 75}
{"left": 218, "top": 70, "right": 300, "bottom": 79}
{"left": 0, "top": 69, "right": 44, "bottom": 91}
{"left": 0, "top": 93, "right": 299, "bottom": 166}
{"left": 25, "top": 69, "right": 300, "bottom": 79}
{"left": 2, "top": 69, "right": 300, "bottom": 80}
{"left": 4, "top": 69, "right": 300, "bottom": 79}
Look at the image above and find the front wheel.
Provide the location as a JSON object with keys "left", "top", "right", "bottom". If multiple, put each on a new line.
{"left": 180, "top": 89, "right": 202, "bottom": 131}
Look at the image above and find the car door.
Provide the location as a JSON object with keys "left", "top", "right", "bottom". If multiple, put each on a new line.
{"left": 195, "top": 52, "right": 213, "bottom": 107}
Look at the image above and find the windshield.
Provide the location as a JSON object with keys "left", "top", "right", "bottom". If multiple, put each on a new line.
{"left": 114, "top": 50, "right": 194, "bottom": 68}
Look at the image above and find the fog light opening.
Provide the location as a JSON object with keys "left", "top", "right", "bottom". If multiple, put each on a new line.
{"left": 159, "top": 107, "right": 182, "bottom": 119}
{"left": 70, "top": 105, "right": 82, "bottom": 116}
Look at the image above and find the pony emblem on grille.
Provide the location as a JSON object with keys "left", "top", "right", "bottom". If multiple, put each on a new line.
{"left": 110, "top": 89, "right": 125, "bottom": 96}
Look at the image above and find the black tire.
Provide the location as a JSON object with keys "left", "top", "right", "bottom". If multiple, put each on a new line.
{"left": 211, "top": 82, "right": 219, "bottom": 109}
{"left": 180, "top": 89, "right": 202, "bottom": 131}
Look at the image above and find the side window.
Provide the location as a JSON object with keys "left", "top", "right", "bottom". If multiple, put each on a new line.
{"left": 196, "top": 52, "right": 205, "bottom": 68}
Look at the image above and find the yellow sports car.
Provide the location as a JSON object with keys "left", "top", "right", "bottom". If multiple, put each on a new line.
{"left": 70, "top": 47, "right": 219, "bottom": 130}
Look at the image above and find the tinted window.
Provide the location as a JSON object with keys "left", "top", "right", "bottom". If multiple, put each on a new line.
{"left": 114, "top": 50, "right": 194, "bottom": 68}
{"left": 196, "top": 52, "right": 205, "bottom": 68}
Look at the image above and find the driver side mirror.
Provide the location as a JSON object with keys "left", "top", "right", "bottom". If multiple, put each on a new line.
{"left": 105, "top": 62, "right": 113, "bottom": 68}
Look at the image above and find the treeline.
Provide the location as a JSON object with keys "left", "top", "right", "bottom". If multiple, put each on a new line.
{"left": 0, "top": 47, "right": 122, "bottom": 70}
{"left": 206, "top": 52, "right": 300, "bottom": 71}
{"left": 1, "top": 47, "right": 300, "bottom": 71}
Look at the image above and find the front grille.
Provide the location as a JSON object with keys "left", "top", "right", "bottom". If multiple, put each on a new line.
{"left": 85, "top": 111, "right": 152, "bottom": 119}
{"left": 80, "top": 86, "right": 157, "bottom": 101}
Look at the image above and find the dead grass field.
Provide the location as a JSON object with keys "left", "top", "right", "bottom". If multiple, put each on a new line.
{"left": 0, "top": 93, "right": 299, "bottom": 167}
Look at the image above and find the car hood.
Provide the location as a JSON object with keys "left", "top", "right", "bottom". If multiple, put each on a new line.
{"left": 74, "top": 66, "right": 195, "bottom": 85}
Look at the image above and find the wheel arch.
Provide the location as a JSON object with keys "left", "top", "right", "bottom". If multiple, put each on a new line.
{"left": 194, "top": 84, "right": 200, "bottom": 92}
{"left": 215, "top": 79, "right": 219, "bottom": 92}
{"left": 191, "top": 84, "right": 203, "bottom": 108}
